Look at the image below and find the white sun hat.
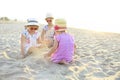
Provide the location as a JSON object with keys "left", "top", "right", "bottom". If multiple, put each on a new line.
{"left": 45, "top": 13, "right": 54, "bottom": 19}
{"left": 26, "top": 18, "right": 39, "bottom": 27}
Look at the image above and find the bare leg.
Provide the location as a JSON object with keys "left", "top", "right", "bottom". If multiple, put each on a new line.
{"left": 24, "top": 47, "right": 37, "bottom": 57}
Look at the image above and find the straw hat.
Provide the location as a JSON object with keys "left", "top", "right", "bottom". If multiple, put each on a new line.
{"left": 45, "top": 13, "right": 54, "bottom": 19}
{"left": 26, "top": 18, "right": 39, "bottom": 27}
{"left": 54, "top": 19, "right": 67, "bottom": 31}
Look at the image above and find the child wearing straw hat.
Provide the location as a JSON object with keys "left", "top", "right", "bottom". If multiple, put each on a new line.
{"left": 41, "top": 13, "right": 55, "bottom": 48}
{"left": 21, "top": 18, "right": 42, "bottom": 58}
{"left": 45, "top": 18, "right": 76, "bottom": 64}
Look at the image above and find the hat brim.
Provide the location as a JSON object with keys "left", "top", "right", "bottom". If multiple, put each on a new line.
{"left": 26, "top": 22, "right": 39, "bottom": 27}
{"left": 45, "top": 17, "right": 54, "bottom": 19}
{"left": 55, "top": 29, "right": 66, "bottom": 31}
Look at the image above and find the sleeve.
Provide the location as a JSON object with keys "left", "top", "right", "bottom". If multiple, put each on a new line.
{"left": 69, "top": 33, "right": 75, "bottom": 42}
{"left": 42, "top": 25, "right": 48, "bottom": 31}
{"left": 36, "top": 31, "right": 40, "bottom": 39}
{"left": 72, "top": 35, "right": 75, "bottom": 41}
{"left": 21, "top": 30, "right": 27, "bottom": 37}
{"left": 71, "top": 35, "right": 75, "bottom": 43}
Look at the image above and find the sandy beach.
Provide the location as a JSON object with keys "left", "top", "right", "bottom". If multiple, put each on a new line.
{"left": 0, "top": 23, "right": 120, "bottom": 80}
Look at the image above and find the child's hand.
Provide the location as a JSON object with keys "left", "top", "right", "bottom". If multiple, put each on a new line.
{"left": 41, "top": 40, "right": 46, "bottom": 44}
{"left": 44, "top": 53, "right": 51, "bottom": 58}
{"left": 36, "top": 44, "right": 41, "bottom": 47}
{"left": 20, "top": 54, "right": 25, "bottom": 59}
{"left": 44, "top": 54, "right": 48, "bottom": 58}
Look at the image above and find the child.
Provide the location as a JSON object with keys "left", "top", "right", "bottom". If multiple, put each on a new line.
{"left": 41, "top": 13, "right": 55, "bottom": 48}
{"left": 21, "top": 18, "right": 41, "bottom": 58}
{"left": 45, "top": 19, "right": 76, "bottom": 64}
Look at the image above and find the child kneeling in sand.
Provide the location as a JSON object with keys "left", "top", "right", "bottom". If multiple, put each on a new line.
{"left": 45, "top": 19, "right": 76, "bottom": 64}
{"left": 41, "top": 13, "right": 55, "bottom": 48}
{"left": 21, "top": 18, "right": 42, "bottom": 58}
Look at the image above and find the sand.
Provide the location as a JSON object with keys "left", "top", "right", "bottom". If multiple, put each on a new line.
{"left": 0, "top": 23, "right": 120, "bottom": 80}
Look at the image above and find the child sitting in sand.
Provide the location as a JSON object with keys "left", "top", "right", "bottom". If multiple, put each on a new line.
{"left": 21, "top": 18, "right": 41, "bottom": 58}
{"left": 41, "top": 13, "right": 55, "bottom": 48}
{"left": 45, "top": 19, "right": 76, "bottom": 64}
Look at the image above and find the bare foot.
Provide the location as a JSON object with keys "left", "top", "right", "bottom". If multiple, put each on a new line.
{"left": 58, "top": 60, "right": 69, "bottom": 65}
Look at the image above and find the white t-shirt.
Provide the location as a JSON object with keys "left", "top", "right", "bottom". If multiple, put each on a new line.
{"left": 43, "top": 25, "right": 54, "bottom": 39}
{"left": 22, "top": 30, "right": 40, "bottom": 53}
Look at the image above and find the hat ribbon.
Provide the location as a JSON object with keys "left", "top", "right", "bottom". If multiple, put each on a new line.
{"left": 54, "top": 25, "right": 67, "bottom": 30}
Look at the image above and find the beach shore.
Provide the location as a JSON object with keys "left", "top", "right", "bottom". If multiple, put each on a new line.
{"left": 0, "top": 23, "right": 120, "bottom": 80}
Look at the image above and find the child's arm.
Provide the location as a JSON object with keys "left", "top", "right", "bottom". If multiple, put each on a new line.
{"left": 36, "top": 36, "right": 43, "bottom": 48}
{"left": 74, "top": 44, "right": 76, "bottom": 54}
{"left": 21, "top": 34, "right": 26, "bottom": 58}
{"left": 41, "top": 29, "right": 46, "bottom": 41}
{"left": 37, "top": 35, "right": 42, "bottom": 44}
{"left": 45, "top": 39, "right": 58, "bottom": 57}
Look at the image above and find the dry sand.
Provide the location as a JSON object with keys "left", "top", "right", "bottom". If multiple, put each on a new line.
{"left": 0, "top": 23, "right": 120, "bottom": 80}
